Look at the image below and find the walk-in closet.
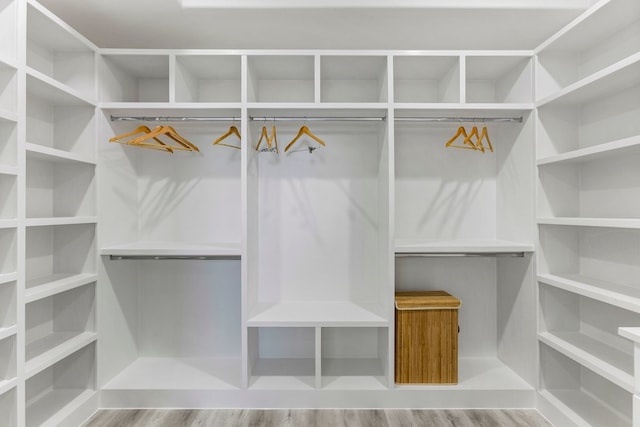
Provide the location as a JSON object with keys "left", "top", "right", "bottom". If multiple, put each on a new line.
{"left": 1, "top": 0, "right": 639, "bottom": 425}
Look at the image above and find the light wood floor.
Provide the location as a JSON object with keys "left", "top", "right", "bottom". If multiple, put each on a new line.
{"left": 83, "top": 409, "right": 554, "bottom": 426}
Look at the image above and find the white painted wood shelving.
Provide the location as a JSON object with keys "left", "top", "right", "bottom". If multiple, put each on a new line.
{"left": 0, "top": 0, "right": 638, "bottom": 425}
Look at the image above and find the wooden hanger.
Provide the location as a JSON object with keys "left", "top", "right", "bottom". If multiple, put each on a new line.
{"left": 213, "top": 125, "right": 241, "bottom": 150}
{"left": 463, "top": 126, "right": 482, "bottom": 152}
{"left": 445, "top": 126, "right": 477, "bottom": 151}
{"left": 284, "top": 125, "right": 326, "bottom": 153}
{"left": 130, "top": 125, "right": 200, "bottom": 152}
{"left": 475, "top": 126, "right": 493, "bottom": 153}
{"left": 109, "top": 125, "right": 174, "bottom": 153}
{"left": 256, "top": 125, "right": 278, "bottom": 153}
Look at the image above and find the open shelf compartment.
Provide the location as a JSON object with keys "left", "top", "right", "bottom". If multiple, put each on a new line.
{"left": 0, "top": 279, "right": 15, "bottom": 336}
{"left": 320, "top": 55, "right": 388, "bottom": 103}
{"left": 175, "top": 55, "right": 241, "bottom": 103}
{"left": 0, "top": 386, "right": 16, "bottom": 427}
{"left": 0, "top": 334, "right": 16, "bottom": 390}
{"left": 0, "top": 173, "right": 16, "bottom": 220}
{"left": 393, "top": 55, "right": 460, "bottom": 104}
{"left": 465, "top": 56, "right": 532, "bottom": 104}
{"left": 0, "top": 62, "right": 16, "bottom": 114}
{"left": 0, "top": 112, "right": 16, "bottom": 168}
{"left": 247, "top": 55, "right": 314, "bottom": 103}
{"left": 0, "top": 228, "right": 16, "bottom": 276}
{"left": 0, "top": 0, "right": 17, "bottom": 65}
{"left": 100, "top": 54, "right": 170, "bottom": 102}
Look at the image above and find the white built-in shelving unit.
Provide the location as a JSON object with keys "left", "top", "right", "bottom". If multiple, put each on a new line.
{"left": 1, "top": 0, "right": 638, "bottom": 425}
{"left": 536, "top": 0, "right": 640, "bottom": 425}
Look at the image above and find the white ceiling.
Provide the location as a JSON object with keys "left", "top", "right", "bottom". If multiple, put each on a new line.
{"left": 38, "top": 0, "right": 590, "bottom": 50}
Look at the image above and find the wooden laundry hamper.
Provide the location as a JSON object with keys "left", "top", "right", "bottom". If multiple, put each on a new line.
{"left": 395, "top": 291, "right": 461, "bottom": 384}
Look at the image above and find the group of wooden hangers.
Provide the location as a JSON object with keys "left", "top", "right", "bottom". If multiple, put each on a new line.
{"left": 445, "top": 126, "right": 494, "bottom": 153}
{"left": 255, "top": 123, "right": 326, "bottom": 154}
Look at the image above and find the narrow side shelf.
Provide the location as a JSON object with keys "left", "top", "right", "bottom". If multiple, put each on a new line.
{"left": 0, "top": 325, "right": 17, "bottom": 342}
{"left": 26, "top": 68, "right": 96, "bottom": 107}
{"left": 26, "top": 143, "right": 97, "bottom": 165}
{"left": 25, "top": 332, "right": 96, "bottom": 379}
{"left": 0, "top": 220, "right": 17, "bottom": 229}
{"left": 537, "top": 217, "right": 640, "bottom": 229}
{"left": 0, "top": 110, "right": 18, "bottom": 123}
{"left": 247, "top": 301, "right": 388, "bottom": 327}
{"left": 25, "top": 217, "right": 97, "bottom": 227}
{"left": 0, "top": 378, "right": 16, "bottom": 398}
{"left": 0, "top": 165, "right": 18, "bottom": 176}
{"left": 538, "top": 331, "right": 633, "bottom": 393}
{"left": 539, "top": 389, "right": 631, "bottom": 427}
{"left": 100, "top": 242, "right": 241, "bottom": 259}
{"left": 537, "top": 135, "right": 640, "bottom": 166}
{"left": 26, "top": 389, "right": 95, "bottom": 427}
{"left": 0, "top": 273, "right": 17, "bottom": 285}
{"left": 25, "top": 274, "right": 97, "bottom": 304}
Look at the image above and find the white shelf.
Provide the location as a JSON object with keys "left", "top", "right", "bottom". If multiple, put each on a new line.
{"left": 537, "top": 217, "right": 640, "bottom": 229}
{"left": 100, "top": 241, "right": 241, "bottom": 258}
{"left": 395, "top": 239, "right": 534, "bottom": 254}
{"left": 395, "top": 357, "right": 534, "bottom": 391}
{"left": 539, "top": 331, "right": 633, "bottom": 393}
{"left": 26, "top": 68, "right": 96, "bottom": 107}
{"left": 0, "top": 325, "right": 16, "bottom": 342}
{"left": 26, "top": 143, "right": 96, "bottom": 165}
{"left": 25, "top": 332, "right": 96, "bottom": 379}
{"left": 0, "top": 110, "right": 18, "bottom": 123}
{"left": 322, "top": 358, "right": 387, "bottom": 390}
{"left": 25, "top": 274, "right": 96, "bottom": 304}
{"left": 26, "top": 388, "right": 95, "bottom": 427}
{"left": 0, "top": 377, "right": 17, "bottom": 398}
{"left": 537, "top": 52, "right": 640, "bottom": 107}
{"left": 0, "top": 273, "right": 16, "bottom": 285}
{"left": 101, "top": 102, "right": 243, "bottom": 110}
{"left": 538, "top": 273, "right": 640, "bottom": 315}
{"left": 537, "top": 135, "right": 640, "bottom": 166}
{"left": 25, "top": 217, "right": 97, "bottom": 227}
{"left": 539, "top": 389, "right": 631, "bottom": 427}
{"left": 0, "top": 165, "right": 18, "bottom": 176}
{"left": 103, "top": 357, "right": 241, "bottom": 390}
{"left": 247, "top": 301, "right": 388, "bottom": 327}
{"left": 0, "top": 220, "right": 16, "bottom": 229}
{"left": 249, "top": 358, "right": 316, "bottom": 390}
{"left": 393, "top": 103, "right": 533, "bottom": 112}
{"left": 619, "top": 327, "right": 640, "bottom": 344}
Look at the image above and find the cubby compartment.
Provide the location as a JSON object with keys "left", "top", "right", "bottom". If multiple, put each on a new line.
{"left": 0, "top": 63, "right": 16, "bottom": 114}
{"left": 100, "top": 54, "right": 170, "bottom": 103}
{"left": 26, "top": 155, "right": 96, "bottom": 219}
{"left": 175, "top": 55, "right": 241, "bottom": 103}
{"left": 0, "top": 117, "right": 16, "bottom": 168}
{"left": 0, "top": 386, "right": 16, "bottom": 427}
{"left": 248, "top": 327, "right": 316, "bottom": 389}
{"left": 100, "top": 260, "right": 241, "bottom": 392}
{"left": 0, "top": 335, "right": 16, "bottom": 386}
{"left": 539, "top": 343, "right": 631, "bottom": 427}
{"left": 247, "top": 115, "right": 390, "bottom": 326}
{"left": 321, "top": 56, "right": 387, "bottom": 103}
{"left": 321, "top": 327, "right": 388, "bottom": 389}
{"left": 538, "top": 153, "right": 640, "bottom": 220}
{"left": 247, "top": 56, "right": 314, "bottom": 103}
{"left": 539, "top": 284, "right": 635, "bottom": 392}
{"left": 465, "top": 56, "right": 533, "bottom": 104}
{"left": 0, "top": 0, "right": 17, "bottom": 64}
{"left": 393, "top": 56, "right": 460, "bottom": 103}
{"left": 25, "top": 224, "right": 96, "bottom": 288}
{"left": 0, "top": 280, "right": 15, "bottom": 333}
{"left": 26, "top": 343, "right": 95, "bottom": 427}
{"left": 537, "top": 84, "right": 640, "bottom": 159}
{"left": 536, "top": 0, "right": 640, "bottom": 101}
{"left": 26, "top": 86, "right": 95, "bottom": 156}
{"left": 0, "top": 174, "right": 16, "bottom": 220}
{"left": 27, "top": 3, "right": 95, "bottom": 99}
{"left": 0, "top": 228, "right": 16, "bottom": 276}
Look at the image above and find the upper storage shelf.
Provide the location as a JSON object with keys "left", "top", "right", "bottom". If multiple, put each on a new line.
{"left": 247, "top": 55, "right": 314, "bottom": 103}
{"left": 536, "top": 0, "right": 640, "bottom": 102}
{"left": 27, "top": 2, "right": 96, "bottom": 101}
{"left": 320, "top": 56, "right": 387, "bottom": 103}
{"left": 175, "top": 55, "right": 241, "bottom": 103}
{"left": 393, "top": 55, "right": 460, "bottom": 104}
{"left": 465, "top": 55, "right": 533, "bottom": 104}
{"left": 100, "top": 53, "right": 170, "bottom": 103}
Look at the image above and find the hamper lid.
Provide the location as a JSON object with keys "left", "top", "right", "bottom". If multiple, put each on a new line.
{"left": 395, "top": 291, "right": 461, "bottom": 310}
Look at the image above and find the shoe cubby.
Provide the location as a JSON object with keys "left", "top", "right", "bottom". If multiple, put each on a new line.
{"left": 0, "top": 173, "right": 16, "bottom": 219}
{"left": 0, "top": 117, "right": 16, "bottom": 168}
{"left": 26, "top": 343, "right": 95, "bottom": 427}
{"left": 0, "top": 63, "right": 16, "bottom": 113}
{"left": 320, "top": 327, "right": 388, "bottom": 389}
{"left": 539, "top": 343, "right": 631, "bottom": 427}
{"left": 0, "top": 334, "right": 16, "bottom": 386}
{"left": 0, "top": 279, "right": 15, "bottom": 332}
{"left": 0, "top": 0, "right": 17, "bottom": 64}
{"left": 248, "top": 327, "right": 316, "bottom": 389}
{"left": 0, "top": 387, "right": 16, "bottom": 427}
{"left": 25, "top": 85, "right": 95, "bottom": 157}
{"left": 100, "top": 54, "right": 170, "bottom": 103}
{"left": 26, "top": 155, "right": 96, "bottom": 219}
{"left": 247, "top": 55, "right": 314, "bottom": 103}
{"left": 539, "top": 283, "right": 635, "bottom": 392}
{"left": 175, "top": 55, "right": 241, "bottom": 103}
{"left": 25, "top": 224, "right": 96, "bottom": 287}
{"left": 320, "top": 56, "right": 388, "bottom": 103}
{"left": 464, "top": 56, "right": 533, "bottom": 104}
{"left": 536, "top": 0, "right": 640, "bottom": 101}
{"left": 393, "top": 56, "right": 460, "bottom": 103}
{"left": 0, "top": 228, "right": 16, "bottom": 276}
{"left": 26, "top": 3, "right": 95, "bottom": 100}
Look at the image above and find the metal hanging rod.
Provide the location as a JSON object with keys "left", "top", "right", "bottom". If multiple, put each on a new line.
{"left": 109, "top": 255, "right": 241, "bottom": 261}
{"left": 250, "top": 116, "right": 386, "bottom": 122}
{"left": 110, "top": 115, "right": 239, "bottom": 122}
{"left": 395, "top": 116, "right": 523, "bottom": 123}
{"left": 395, "top": 252, "right": 525, "bottom": 258}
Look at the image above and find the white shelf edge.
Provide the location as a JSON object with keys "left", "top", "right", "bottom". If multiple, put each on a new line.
{"left": 0, "top": 219, "right": 17, "bottom": 229}
{"left": 247, "top": 102, "right": 389, "bottom": 110}
{"left": 536, "top": 52, "right": 640, "bottom": 107}
{"left": 395, "top": 239, "right": 535, "bottom": 254}
{"left": 537, "top": 217, "right": 640, "bottom": 229}
{"left": 0, "top": 109, "right": 18, "bottom": 123}
{"left": 538, "top": 273, "right": 640, "bottom": 314}
{"left": 25, "top": 332, "right": 97, "bottom": 380}
{"left": 25, "top": 217, "right": 97, "bottom": 227}
{"left": 0, "top": 325, "right": 17, "bottom": 342}
{"left": 247, "top": 301, "right": 389, "bottom": 327}
{"left": 619, "top": 327, "right": 640, "bottom": 344}
{"left": 0, "top": 377, "right": 17, "bottom": 397}
{"left": 25, "top": 273, "right": 97, "bottom": 304}
{"left": 0, "top": 273, "right": 17, "bottom": 285}
{"left": 101, "top": 102, "right": 243, "bottom": 110}
{"left": 26, "top": 67, "right": 97, "bottom": 106}
{"left": 538, "top": 331, "right": 633, "bottom": 394}
{"left": 26, "top": 388, "right": 96, "bottom": 427}
{"left": 537, "top": 134, "right": 640, "bottom": 166}
{"left": 0, "top": 165, "right": 18, "bottom": 175}
{"left": 100, "top": 242, "right": 241, "bottom": 257}
{"left": 538, "top": 389, "right": 631, "bottom": 427}
{"left": 26, "top": 143, "right": 97, "bottom": 165}
{"left": 0, "top": 54, "right": 18, "bottom": 70}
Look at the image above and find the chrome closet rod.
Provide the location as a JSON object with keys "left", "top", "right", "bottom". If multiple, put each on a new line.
{"left": 109, "top": 255, "right": 241, "bottom": 261}
{"left": 395, "top": 116, "right": 523, "bottom": 123}
{"left": 111, "top": 115, "right": 522, "bottom": 123}
{"left": 395, "top": 252, "right": 525, "bottom": 258}
{"left": 250, "top": 116, "right": 386, "bottom": 122}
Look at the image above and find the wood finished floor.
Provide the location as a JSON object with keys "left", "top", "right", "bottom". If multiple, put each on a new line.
{"left": 83, "top": 409, "right": 554, "bottom": 426}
